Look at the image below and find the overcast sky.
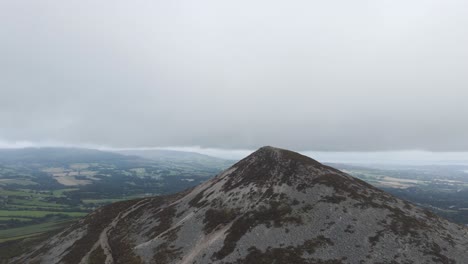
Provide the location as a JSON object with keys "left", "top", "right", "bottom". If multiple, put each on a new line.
{"left": 1, "top": 0, "right": 468, "bottom": 151}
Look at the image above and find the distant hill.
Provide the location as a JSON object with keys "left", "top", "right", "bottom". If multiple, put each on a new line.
{"left": 14, "top": 147, "right": 468, "bottom": 263}
{"left": 0, "top": 148, "right": 146, "bottom": 167}
{"left": 0, "top": 147, "right": 232, "bottom": 182}
{"left": 115, "top": 149, "right": 234, "bottom": 171}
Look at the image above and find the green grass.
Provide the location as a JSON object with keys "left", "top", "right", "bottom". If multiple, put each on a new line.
{"left": 0, "top": 219, "right": 75, "bottom": 243}
{"left": 52, "top": 188, "right": 79, "bottom": 197}
{"left": 0, "top": 188, "right": 78, "bottom": 198}
{"left": 82, "top": 198, "right": 125, "bottom": 204}
{"left": 0, "top": 210, "right": 87, "bottom": 218}
{"left": 9, "top": 198, "right": 66, "bottom": 208}
{"left": 3, "top": 204, "right": 69, "bottom": 211}
{"left": 0, "top": 189, "right": 33, "bottom": 197}
{"left": 0, "top": 216, "right": 34, "bottom": 222}
{"left": 0, "top": 179, "right": 37, "bottom": 186}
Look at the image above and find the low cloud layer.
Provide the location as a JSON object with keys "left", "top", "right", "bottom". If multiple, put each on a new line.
{"left": 1, "top": 0, "right": 468, "bottom": 151}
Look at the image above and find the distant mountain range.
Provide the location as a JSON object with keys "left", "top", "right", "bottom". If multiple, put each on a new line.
{"left": 13, "top": 147, "right": 468, "bottom": 263}
{"left": 0, "top": 147, "right": 142, "bottom": 165}
{"left": 0, "top": 147, "right": 233, "bottom": 174}
{"left": 114, "top": 149, "right": 234, "bottom": 171}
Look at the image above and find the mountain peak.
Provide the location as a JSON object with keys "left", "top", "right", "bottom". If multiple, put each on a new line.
{"left": 15, "top": 147, "right": 468, "bottom": 264}
{"left": 255, "top": 145, "right": 282, "bottom": 154}
{"left": 245, "top": 146, "right": 324, "bottom": 168}
{"left": 218, "top": 146, "right": 332, "bottom": 192}
{"left": 251, "top": 146, "right": 298, "bottom": 160}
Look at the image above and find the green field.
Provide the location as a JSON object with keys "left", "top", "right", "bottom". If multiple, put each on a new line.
{"left": 82, "top": 198, "right": 126, "bottom": 204}
{"left": 0, "top": 187, "right": 90, "bottom": 244}
{"left": 9, "top": 198, "right": 66, "bottom": 208}
{"left": 0, "top": 219, "right": 75, "bottom": 243}
{"left": 0, "top": 216, "right": 33, "bottom": 222}
{"left": 0, "top": 210, "right": 87, "bottom": 218}
{"left": 52, "top": 188, "right": 79, "bottom": 197}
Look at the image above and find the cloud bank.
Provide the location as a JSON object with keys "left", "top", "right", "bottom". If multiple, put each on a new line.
{"left": 1, "top": 0, "right": 468, "bottom": 151}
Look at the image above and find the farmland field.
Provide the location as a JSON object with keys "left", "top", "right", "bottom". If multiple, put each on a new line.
{"left": 0, "top": 219, "right": 75, "bottom": 243}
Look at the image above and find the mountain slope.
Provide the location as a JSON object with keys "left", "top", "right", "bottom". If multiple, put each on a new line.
{"left": 13, "top": 147, "right": 468, "bottom": 264}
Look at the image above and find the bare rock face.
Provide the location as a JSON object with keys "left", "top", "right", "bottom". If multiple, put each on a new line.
{"left": 13, "top": 146, "right": 468, "bottom": 264}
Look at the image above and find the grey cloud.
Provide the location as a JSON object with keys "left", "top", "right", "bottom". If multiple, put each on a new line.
{"left": 1, "top": 0, "right": 468, "bottom": 151}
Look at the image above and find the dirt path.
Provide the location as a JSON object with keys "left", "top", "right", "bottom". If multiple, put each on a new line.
{"left": 85, "top": 199, "right": 150, "bottom": 264}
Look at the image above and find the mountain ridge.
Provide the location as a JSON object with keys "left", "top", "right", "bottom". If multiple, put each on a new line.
{"left": 12, "top": 146, "right": 468, "bottom": 264}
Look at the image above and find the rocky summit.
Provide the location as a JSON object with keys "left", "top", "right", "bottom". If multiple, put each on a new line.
{"left": 13, "top": 146, "right": 468, "bottom": 264}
